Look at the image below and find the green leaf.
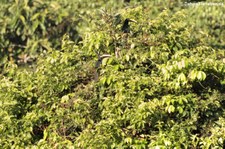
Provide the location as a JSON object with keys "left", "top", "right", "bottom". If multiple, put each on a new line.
{"left": 100, "top": 76, "right": 107, "bottom": 85}
{"left": 177, "top": 59, "right": 186, "bottom": 70}
{"left": 43, "top": 129, "right": 48, "bottom": 141}
{"left": 168, "top": 105, "right": 175, "bottom": 113}
{"left": 178, "top": 73, "right": 186, "bottom": 83}
{"left": 31, "top": 13, "right": 40, "bottom": 21}
{"left": 177, "top": 106, "right": 184, "bottom": 114}
{"left": 19, "top": 15, "right": 26, "bottom": 25}
{"left": 188, "top": 70, "right": 197, "bottom": 81}
{"left": 61, "top": 95, "right": 69, "bottom": 103}
{"left": 197, "top": 71, "right": 206, "bottom": 81}
{"left": 126, "top": 55, "right": 130, "bottom": 61}
{"left": 106, "top": 76, "right": 111, "bottom": 85}
{"left": 125, "top": 137, "right": 132, "bottom": 144}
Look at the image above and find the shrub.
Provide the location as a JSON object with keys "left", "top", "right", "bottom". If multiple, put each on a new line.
{"left": 0, "top": 1, "right": 224, "bottom": 148}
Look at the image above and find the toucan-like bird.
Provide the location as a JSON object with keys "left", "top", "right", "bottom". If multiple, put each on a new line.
{"left": 124, "top": 0, "right": 130, "bottom": 3}
{"left": 94, "top": 54, "right": 111, "bottom": 81}
{"left": 121, "top": 18, "right": 136, "bottom": 33}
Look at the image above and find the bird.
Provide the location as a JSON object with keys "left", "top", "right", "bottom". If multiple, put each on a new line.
{"left": 124, "top": 0, "right": 130, "bottom": 3}
{"left": 121, "top": 18, "right": 137, "bottom": 33}
{"left": 94, "top": 54, "right": 111, "bottom": 81}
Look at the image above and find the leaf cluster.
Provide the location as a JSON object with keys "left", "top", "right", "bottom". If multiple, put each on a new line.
{"left": 0, "top": 0, "right": 225, "bottom": 148}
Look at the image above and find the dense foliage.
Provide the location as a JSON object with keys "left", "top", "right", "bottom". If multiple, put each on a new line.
{"left": 0, "top": 0, "right": 225, "bottom": 148}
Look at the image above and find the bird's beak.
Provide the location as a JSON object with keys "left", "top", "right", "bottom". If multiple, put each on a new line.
{"left": 128, "top": 19, "right": 137, "bottom": 23}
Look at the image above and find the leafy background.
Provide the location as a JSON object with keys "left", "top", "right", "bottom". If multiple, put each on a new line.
{"left": 0, "top": 0, "right": 225, "bottom": 148}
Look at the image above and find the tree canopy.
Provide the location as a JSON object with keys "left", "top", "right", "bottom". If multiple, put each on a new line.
{"left": 0, "top": 0, "right": 225, "bottom": 148}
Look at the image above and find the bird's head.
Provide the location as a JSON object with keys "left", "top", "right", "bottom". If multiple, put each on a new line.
{"left": 125, "top": 18, "right": 137, "bottom": 23}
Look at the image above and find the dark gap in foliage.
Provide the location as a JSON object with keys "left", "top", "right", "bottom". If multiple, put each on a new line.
{"left": 193, "top": 98, "right": 224, "bottom": 138}
{"left": 192, "top": 72, "right": 225, "bottom": 95}
{"left": 210, "top": 44, "right": 225, "bottom": 50}
{"left": 57, "top": 125, "right": 82, "bottom": 142}
{"left": 12, "top": 97, "right": 32, "bottom": 119}
{"left": 32, "top": 119, "right": 50, "bottom": 143}
{"left": 135, "top": 60, "right": 155, "bottom": 75}
{"left": 57, "top": 78, "right": 94, "bottom": 99}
